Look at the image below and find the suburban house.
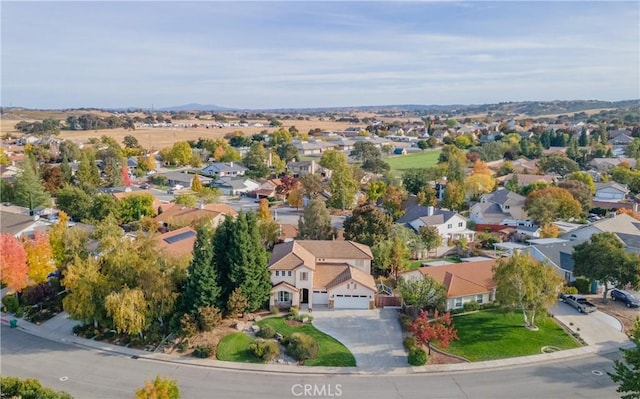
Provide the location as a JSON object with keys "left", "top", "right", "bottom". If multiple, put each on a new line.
{"left": 516, "top": 225, "right": 542, "bottom": 240}
{"left": 522, "top": 238, "right": 587, "bottom": 282}
{"left": 397, "top": 205, "right": 476, "bottom": 244}
{"left": 470, "top": 189, "right": 531, "bottom": 227}
{"left": 211, "top": 177, "right": 260, "bottom": 196}
{"left": 155, "top": 226, "right": 197, "bottom": 259}
{"left": 201, "top": 162, "right": 247, "bottom": 177}
{"left": 286, "top": 160, "right": 331, "bottom": 178}
{"left": 0, "top": 210, "right": 50, "bottom": 238}
{"left": 496, "top": 173, "right": 557, "bottom": 187}
{"left": 159, "top": 171, "right": 213, "bottom": 189}
{"left": 292, "top": 140, "right": 337, "bottom": 156}
{"left": 400, "top": 259, "right": 498, "bottom": 311}
{"left": 561, "top": 213, "right": 640, "bottom": 253}
{"left": 588, "top": 158, "right": 637, "bottom": 171}
{"left": 268, "top": 240, "right": 376, "bottom": 310}
{"left": 594, "top": 182, "right": 629, "bottom": 203}
{"left": 154, "top": 205, "right": 228, "bottom": 230}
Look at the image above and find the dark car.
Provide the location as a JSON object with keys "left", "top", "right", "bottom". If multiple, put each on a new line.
{"left": 610, "top": 289, "right": 640, "bottom": 308}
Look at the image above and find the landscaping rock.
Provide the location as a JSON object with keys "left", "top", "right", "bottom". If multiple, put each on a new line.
{"left": 302, "top": 317, "right": 309, "bottom": 324}
{"left": 235, "top": 322, "right": 246, "bottom": 331}
{"left": 275, "top": 333, "right": 283, "bottom": 341}
{"left": 251, "top": 325, "right": 260, "bottom": 333}
{"left": 254, "top": 315, "right": 262, "bottom": 322}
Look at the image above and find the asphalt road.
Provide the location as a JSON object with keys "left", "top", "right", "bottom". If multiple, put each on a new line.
{"left": 1, "top": 326, "right": 623, "bottom": 399}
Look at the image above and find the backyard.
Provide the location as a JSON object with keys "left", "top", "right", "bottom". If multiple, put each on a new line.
{"left": 442, "top": 310, "right": 581, "bottom": 361}
{"left": 385, "top": 150, "right": 442, "bottom": 176}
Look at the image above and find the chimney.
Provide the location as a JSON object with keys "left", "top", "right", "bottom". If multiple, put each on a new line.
{"left": 427, "top": 206, "right": 434, "bottom": 216}
{"left": 229, "top": 161, "right": 234, "bottom": 168}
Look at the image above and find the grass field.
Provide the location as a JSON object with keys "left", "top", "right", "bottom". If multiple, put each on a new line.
{"left": 216, "top": 333, "right": 259, "bottom": 363}
{"left": 257, "top": 317, "right": 355, "bottom": 367}
{"left": 443, "top": 310, "right": 580, "bottom": 361}
{"left": 385, "top": 150, "right": 441, "bottom": 175}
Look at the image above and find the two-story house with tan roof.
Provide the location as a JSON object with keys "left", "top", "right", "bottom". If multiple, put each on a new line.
{"left": 268, "top": 240, "right": 376, "bottom": 310}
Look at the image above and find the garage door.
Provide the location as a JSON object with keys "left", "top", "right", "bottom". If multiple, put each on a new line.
{"left": 334, "top": 294, "right": 370, "bottom": 309}
{"left": 312, "top": 290, "right": 329, "bottom": 305}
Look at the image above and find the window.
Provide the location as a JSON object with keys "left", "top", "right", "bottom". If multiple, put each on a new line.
{"left": 454, "top": 298, "right": 463, "bottom": 308}
{"left": 476, "top": 295, "right": 483, "bottom": 304}
{"left": 275, "top": 271, "right": 280, "bottom": 277}
{"left": 288, "top": 271, "right": 292, "bottom": 277}
{"left": 504, "top": 205, "right": 510, "bottom": 209}
{"left": 278, "top": 291, "right": 290, "bottom": 302}
{"left": 458, "top": 222, "right": 463, "bottom": 227}
{"left": 300, "top": 272, "right": 308, "bottom": 281}
{"left": 447, "top": 224, "right": 452, "bottom": 229}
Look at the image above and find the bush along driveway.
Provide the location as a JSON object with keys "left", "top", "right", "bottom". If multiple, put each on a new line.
{"left": 442, "top": 310, "right": 581, "bottom": 362}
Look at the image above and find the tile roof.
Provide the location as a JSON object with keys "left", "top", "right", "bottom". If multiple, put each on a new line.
{"left": 270, "top": 281, "right": 299, "bottom": 293}
{"left": 296, "top": 240, "right": 373, "bottom": 260}
{"left": 155, "top": 226, "right": 197, "bottom": 257}
{"left": 407, "top": 259, "right": 498, "bottom": 298}
{"left": 154, "top": 206, "right": 222, "bottom": 226}
{"left": 314, "top": 264, "right": 376, "bottom": 291}
{"left": 202, "top": 203, "right": 237, "bottom": 217}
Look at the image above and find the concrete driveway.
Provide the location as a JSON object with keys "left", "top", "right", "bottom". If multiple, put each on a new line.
{"left": 551, "top": 301, "right": 630, "bottom": 347}
{"left": 311, "top": 308, "right": 407, "bottom": 368}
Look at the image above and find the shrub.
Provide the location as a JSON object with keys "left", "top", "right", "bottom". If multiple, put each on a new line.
{"left": 249, "top": 338, "right": 281, "bottom": 361}
{"left": 226, "top": 288, "right": 248, "bottom": 317}
{"left": 573, "top": 277, "right": 591, "bottom": 294}
{"left": 399, "top": 313, "right": 413, "bottom": 331}
{"left": 463, "top": 302, "right": 480, "bottom": 312}
{"left": 2, "top": 295, "right": 19, "bottom": 313}
{"left": 22, "top": 283, "right": 57, "bottom": 306}
{"left": 0, "top": 376, "right": 73, "bottom": 399}
{"left": 193, "top": 345, "right": 214, "bottom": 358}
{"left": 14, "top": 306, "right": 25, "bottom": 318}
{"left": 271, "top": 306, "right": 279, "bottom": 315}
{"left": 286, "top": 332, "right": 318, "bottom": 361}
{"left": 180, "top": 313, "right": 199, "bottom": 337}
{"left": 403, "top": 336, "right": 416, "bottom": 351}
{"left": 177, "top": 339, "right": 189, "bottom": 353}
{"left": 197, "top": 306, "right": 222, "bottom": 332}
{"left": 563, "top": 286, "right": 579, "bottom": 295}
{"left": 257, "top": 324, "right": 277, "bottom": 339}
{"left": 408, "top": 347, "right": 427, "bottom": 366}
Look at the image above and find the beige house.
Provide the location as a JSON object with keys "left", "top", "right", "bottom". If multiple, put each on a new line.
{"left": 268, "top": 240, "right": 376, "bottom": 310}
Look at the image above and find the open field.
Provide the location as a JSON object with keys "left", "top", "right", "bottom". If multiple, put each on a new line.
{"left": 386, "top": 150, "right": 442, "bottom": 174}
{"left": 443, "top": 310, "right": 580, "bottom": 361}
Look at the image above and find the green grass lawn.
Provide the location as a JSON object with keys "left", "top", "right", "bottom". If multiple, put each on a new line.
{"left": 443, "top": 310, "right": 580, "bottom": 362}
{"left": 385, "top": 150, "right": 442, "bottom": 175}
{"left": 257, "top": 317, "right": 356, "bottom": 367}
{"left": 216, "top": 333, "right": 260, "bottom": 363}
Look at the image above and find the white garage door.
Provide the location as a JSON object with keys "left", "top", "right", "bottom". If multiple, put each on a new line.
{"left": 334, "top": 294, "right": 370, "bottom": 309}
{"left": 312, "top": 290, "right": 329, "bottom": 305}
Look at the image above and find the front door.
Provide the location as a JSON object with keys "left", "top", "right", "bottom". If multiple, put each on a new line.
{"left": 301, "top": 288, "right": 309, "bottom": 304}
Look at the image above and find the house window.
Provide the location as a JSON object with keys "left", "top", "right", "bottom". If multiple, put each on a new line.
{"left": 458, "top": 222, "right": 463, "bottom": 227}
{"left": 476, "top": 295, "right": 483, "bottom": 304}
{"left": 278, "top": 291, "right": 290, "bottom": 302}
{"left": 504, "top": 205, "right": 510, "bottom": 209}
{"left": 288, "top": 271, "right": 292, "bottom": 277}
{"left": 454, "top": 298, "right": 463, "bottom": 308}
{"left": 300, "top": 272, "right": 308, "bottom": 281}
{"left": 353, "top": 283, "right": 357, "bottom": 290}
{"left": 447, "top": 224, "right": 452, "bottom": 229}
{"left": 275, "top": 271, "right": 280, "bottom": 277}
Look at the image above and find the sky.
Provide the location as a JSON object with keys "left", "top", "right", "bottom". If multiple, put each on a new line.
{"left": 1, "top": 1, "right": 639, "bottom": 109}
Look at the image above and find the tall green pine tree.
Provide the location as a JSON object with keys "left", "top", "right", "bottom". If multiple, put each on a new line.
{"left": 182, "top": 225, "right": 221, "bottom": 313}
{"left": 14, "top": 157, "right": 50, "bottom": 212}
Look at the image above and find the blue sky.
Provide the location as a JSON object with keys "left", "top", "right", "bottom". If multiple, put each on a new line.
{"left": 2, "top": 1, "right": 639, "bottom": 109}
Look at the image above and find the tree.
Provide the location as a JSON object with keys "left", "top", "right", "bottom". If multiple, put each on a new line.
{"left": 608, "top": 319, "right": 640, "bottom": 399}
{"left": 119, "top": 193, "right": 155, "bottom": 223}
{"left": 55, "top": 185, "right": 93, "bottom": 222}
{"left": 168, "top": 142, "right": 192, "bottom": 166}
{"left": 89, "top": 193, "right": 120, "bottom": 222}
{"left": 366, "top": 181, "right": 387, "bottom": 204}
{"left": 419, "top": 226, "right": 443, "bottom": 256}
{"left": 41, "top": 165, "right": 65, "bottom": 194}
{"left": 540, "top": 223, "right": 559, "bottom": 238}
{"left": 505, "top": 174, "right": 519, "bottom": 193}
{"left": 538, "top": 155, "right": 580, "bottom": 177}
{"left": 300, "top": 173, "right": 323, "bottom": 198}
{"left": 558, "top": 180, "right": 592, "bottom": 213}
{"left": 0, "top": 376, "right": 73, "bottom": 399}
{"left": 76, "top": 152, "right": 101, "bottom": 191}
{"left": 297, "top": 198, "right": 334, "bottom": 240}
{"left": 343, "top": 205, "right": 392, "bottom": 247}
{"left": 398, "top": 275, "right": 447, "bottom": 313}
{"left": 566, "top": 171, "right": 596, "bottom": 195}
{"left": 525, "top": 187, "right": 582, "bottom": 224}
{"left": 23, "top": 230, "right": 55, "bottom": 284}
{"left": 442, "top": 181, "right": 465, "bottom": 211}
{"left": 381, "top": 185, "right": 406, "bottom": 220}
{"left": 226, "top": 287, "right": 249, "bottom": 317}
{"left": 63, "top": 255, "right": 109, "bottom": 326}
{"left": 0, "top": 233, "right": 29, "bottom": 293}
{"left": 319, "top": 149, "right": 347, "bottom": 171}
{"left": 14, "top": 157, "right": 50, "bottom": 212}
{"left": 191, "top": 174, "right": 203, "bottom": 192}
{"left": 371, "top": 236, "right": 409, "bottom": 279}
{"left": 417, "top": 186, "right": 437, "bottom": 207}
{"left": 287, "top": 187, "right": 304, "bottom": 209}
{"left": 465, "top": 173, "right": 496, "bottom": 199}
{"left": 182, "top": 225, "right": 221, "bottom": 312}
{"left": 136, "top": 376, "right": 181, "bottom": 399}
{"left": 327, "top": 166, "right": 358, "bottom": 210}
{"left": 493, "top": 252, "right": 564, "bottom": 329}
{"left": 105, "top": 287, "right": 148, "bottom": 336}
{"left": 408, "top": 310, "right": 458, "bottom": 354}
{"left": 573, "top": 232, "right": 640, "bottom": 300}
{"left": 243, "top": 142, "right": 270, "bottom": 178}
{"left": 276, "top": 143, "right": 298, "bottom": 163}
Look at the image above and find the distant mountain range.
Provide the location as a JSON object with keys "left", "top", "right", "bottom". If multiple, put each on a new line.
{"left": 157, "top": 103, "right": 229, "bottom": 111}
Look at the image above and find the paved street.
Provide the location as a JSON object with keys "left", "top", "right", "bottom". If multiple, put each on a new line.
{"left": 1, "top": 325, "right": 625, "bottom": 399}
{"left": 312, "top": 308, "right": 407, "bottom": 368}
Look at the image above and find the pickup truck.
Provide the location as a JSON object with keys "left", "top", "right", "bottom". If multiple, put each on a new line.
{"left": 560, "top": 294, "right": 597, "bottom": 313}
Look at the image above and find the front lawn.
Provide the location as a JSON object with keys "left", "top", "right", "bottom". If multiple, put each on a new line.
{"left": 443, "top": 310, "right": 580, "bottom": 361}
{"left": 216, "top": 333, "right": 259, "bottom": 363}
{"left": 257, "top": 317, "right": 356, "bottom": 367}
{"left": 385, "top": 150, "right": 442, "bottom": 175}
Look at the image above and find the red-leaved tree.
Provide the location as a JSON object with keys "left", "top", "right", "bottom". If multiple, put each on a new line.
{"left": 121, "top": 165, "right": 132, "bottom": 187}
{"left": 0, "top": 233, "right": 29, "bottom": 292}
{"left": 408, "top": 309, "right": 458, "bottom": 354}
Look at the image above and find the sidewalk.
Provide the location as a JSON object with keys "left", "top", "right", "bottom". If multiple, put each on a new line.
{"left": 1, "top": 311, "right": 634, "bottom": 376}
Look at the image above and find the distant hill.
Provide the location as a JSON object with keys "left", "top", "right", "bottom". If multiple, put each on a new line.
{"left": 157, "top": 103, "right": 230, "bottom": 111}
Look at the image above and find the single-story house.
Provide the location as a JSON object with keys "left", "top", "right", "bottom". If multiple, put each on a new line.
{"left": 594, "top": 182, "right": 629, "bottom": 202}
{"left": 268, "top": 240, "right": 376, "bottom": 310}
{"left": 154, "top": 205, "right": 227, "bottom": 229}
{"left": 155, "top": 226, "right": 197, "bottom": 258}
{"left": 523, "top": 238, "right": 586, "bottom": 282}
{"left": 399, "top": 259, "right": 498, "bottom": 311}
{"left": 201, "top": 162, "right": 247, "bottom": 177}
{"left": 158, "top": 171, "right": 213, "bottom": 189}
{"left": 211, "top": 177, "right": 260, "bottom": 196}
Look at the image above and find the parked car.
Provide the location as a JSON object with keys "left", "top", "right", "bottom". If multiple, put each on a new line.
{"left": 610, "top": 289, "right": 640, "bottom": 308}
{"left": 560, "top": 294, "right": 597, "bottom": 313}
{"left": 139, "top": 183, "right": 149, "bottom": 189}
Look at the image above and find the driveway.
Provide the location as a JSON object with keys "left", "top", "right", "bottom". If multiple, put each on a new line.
{"left": 311, "top": 308, "right": 407, "bottom": 368}
{"left": 551, "top": 301, "right": 630, "bottom": 347}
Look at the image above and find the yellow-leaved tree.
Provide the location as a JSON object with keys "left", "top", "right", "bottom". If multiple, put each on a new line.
{"left": 24, "top": 230, "right": 55, "bottom": 284}
{"left": 105, "top": 287, "right": 148, "bottom": 336}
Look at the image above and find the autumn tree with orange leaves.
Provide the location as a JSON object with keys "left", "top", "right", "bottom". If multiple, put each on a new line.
{"left": 408, "top": 309, "right": 458, "bottom": 355}
{"left": 0, "top": 233, "right": 29, "bottom": 292}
